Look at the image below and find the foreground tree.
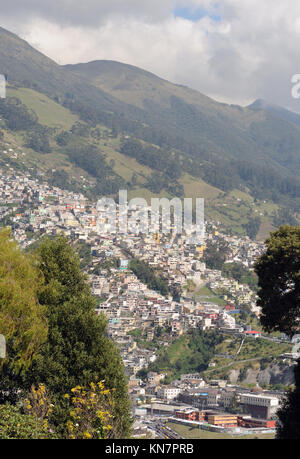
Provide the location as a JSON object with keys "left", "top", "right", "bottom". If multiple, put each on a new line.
{"left": 255, "top": 226, "right": 300, "bottom": 439}
{"left": 255, "top": 226, "right": 300, "bottom": 336}
{"left": 0, "top": 229, "right": 47, "bottom": 403}
{"left": 26, "top": 236, "right": 132, "bottom": 438}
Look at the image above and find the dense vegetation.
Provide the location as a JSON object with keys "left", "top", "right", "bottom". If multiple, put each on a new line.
{"left": 243, "top": 217, "right": 261, "bottom": 240}
{"left": 129, "top": 258, "right": 170, "bottom": 296}
{"left": 255, "top": 226, "right": 300, "bottom": 439}
{"left": 222, "top": 262, "right": 258, "bottom": 291}
{"left": 0, "top": 97, "right": 52, "bottom": 154}
{"left": 203, "top": 239, "right": 230, "bottom": 270}
{"left": 0, "top": 231, "right": 132, "bottom": 438}
{"left": 120, "top": 139, "right": 184, "bottom": 195}
{"left": 140, "top": 329, "right": 223, "bottom": 383}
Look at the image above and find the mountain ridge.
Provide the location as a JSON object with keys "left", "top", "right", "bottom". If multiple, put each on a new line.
{"left": 0, "top": 25, "right": 300, "bottom": 238}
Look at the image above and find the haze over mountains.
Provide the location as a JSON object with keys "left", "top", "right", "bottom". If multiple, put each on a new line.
{"left": 0, "top": 25, "right": 300, "bottom": 238}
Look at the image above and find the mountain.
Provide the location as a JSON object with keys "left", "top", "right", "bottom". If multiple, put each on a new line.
{"left": 0, "top": 26, "right": 300, "bottom": 239}
{"left": 248, "top": 99, "right": 300, "bottom": 127}
{"left": 65, "top": 60, "right": 300, "bottom": 175}
{"left": 0, "top": 27, "right": 141, "bottom": 117}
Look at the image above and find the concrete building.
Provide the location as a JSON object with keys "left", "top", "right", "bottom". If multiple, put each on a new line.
{"left": 240, "top": 393, "right": 280, "bottom": 419}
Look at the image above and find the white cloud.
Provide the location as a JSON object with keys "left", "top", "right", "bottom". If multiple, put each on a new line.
{"left": 2, "top": 0, "right": 300, "bottom": 110}
{"left": 1, "top": 0, "right": 178, "bottom": 26}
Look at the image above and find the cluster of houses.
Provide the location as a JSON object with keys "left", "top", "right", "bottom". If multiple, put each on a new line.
{"left": 0, "top": 164, "right": 268, "bottom": 374}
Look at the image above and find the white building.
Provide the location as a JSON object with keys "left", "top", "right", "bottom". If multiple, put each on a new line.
{"left": 157, "top": 386, "right": 181, "bottom": 400}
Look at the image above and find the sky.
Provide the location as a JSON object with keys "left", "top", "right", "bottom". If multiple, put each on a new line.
{"left": 1, "top": 0, "right": 300, "bottom": 111}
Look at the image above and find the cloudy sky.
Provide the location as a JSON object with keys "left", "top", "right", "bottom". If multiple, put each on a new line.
{"left": 2, "top": 0, "right": 300, "bottom": 110}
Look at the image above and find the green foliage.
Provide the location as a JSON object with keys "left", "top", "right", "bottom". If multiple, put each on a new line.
{"left": 56, "top": 130, "right": 71, "bottom": 146}
{"left": 136, "top": 368, "right": 148, "bottom": 380}
{"left": 222, "top": 262, "right": 258, "bottom": 290}
{"left": 70, "top": 122, "right": 90, "bottom": 137}
{"left": 74, "top": 240, "right": 92, "bottom": 269}
{"left": 255, "top": 225, "right": 300, "bottom": 337}
{"left": 65, "top": 143, "right": 125, "bottom": 196}
{"left": 255, "top": 226, "right": 300, "bottom": 439}
{"left": 0, "top": 404, "right": 55, "bottom": 439}
{"left": 127, "top": 328, "right": 143, "bottom": 339}
{"left": 0, "top": 97, "right": 37, "bottom": 131}
{"left": 273, "top": 207, "right": 298, "bottom": 228}
{"left": 92, "top": 257, "right": 120, "bottom": 274}
{"left": 120, "top": 139, "right": 184, "bottom": 196}
{"left": 25, "top": 236, "right": 132, "bottom": 438}
{"left": 204, "top": 239, "right": 230, "bottom": 270}
{"left": 147, "top": 329, "right": 223, "bottom": 381}
{"left": 129, "top": 258, "right": 169, "bottom": 296}
{"left": 120, "top": 139, "right": 181, "bottom": 179}
{"left": 48, "top": 169, "right": 69, "bottom": 189}
{"left": 227, "top": 393, "right": 244, "bottom": 414}
{"left": 0, "top": 228, "right": 48, "bottom": 376}
{"left": 26, "top": 127, "right": 51, "bottom": 153}
{"left": 243, "top": 217, "right": 261, "bottom": 240}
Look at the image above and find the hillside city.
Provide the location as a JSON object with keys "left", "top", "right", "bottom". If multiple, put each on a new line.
{"left": 1, "top": 138, "right": 299, "bottom": 440}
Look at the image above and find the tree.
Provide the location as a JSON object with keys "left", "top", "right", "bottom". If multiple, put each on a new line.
{"left": 0, "top": 229, "right": 48, "bottom": 403}
{"left": 222, "top": 262, "right": 258, "bottom": 291}
{"left": 255, "top": 226, "right": 300, "bottom": 337}
{"left": 26, "top": 236, "right": 132, "bottom": 438}
{"left": 129, "top": 258, "right": 169, "bottom": 296}
{"left": 275, "top": 369, "right": 300, "bottom": 439}
{"left": 273, "top": 208, "right": 298, "bottom": 228}
{"left": 255, "top": 225, "right": 300, "bottom": 439}
{"left": 56, "top": 130, "right": 71, "bottom": 146}
{"left": 244, "top": 217, "right": 261, "bottom": 240}
{"left": 204, "top": 239, "right": 230, "bottom": 270}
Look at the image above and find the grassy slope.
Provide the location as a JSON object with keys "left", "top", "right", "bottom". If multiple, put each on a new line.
{"left": 194, "top": 285, "right": 227, "bottom": 306}
{"left": 7, "top": 86, "right": 78, "bottom": 129}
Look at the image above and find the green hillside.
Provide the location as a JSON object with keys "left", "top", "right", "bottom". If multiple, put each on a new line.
{"left": 1, "top": 26, "right": 300, "bottom": 237}
{"left": 65, "top": 59, "right": 300, "bottom": 176}
{"left": 138, "top": 329, "right": 292, "bottom": 384}
{"left": 7, "top": 86, "right": 79, "bottom": 129}
{"left": 0, "top": 86, "right": 294, "bottom": 239}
